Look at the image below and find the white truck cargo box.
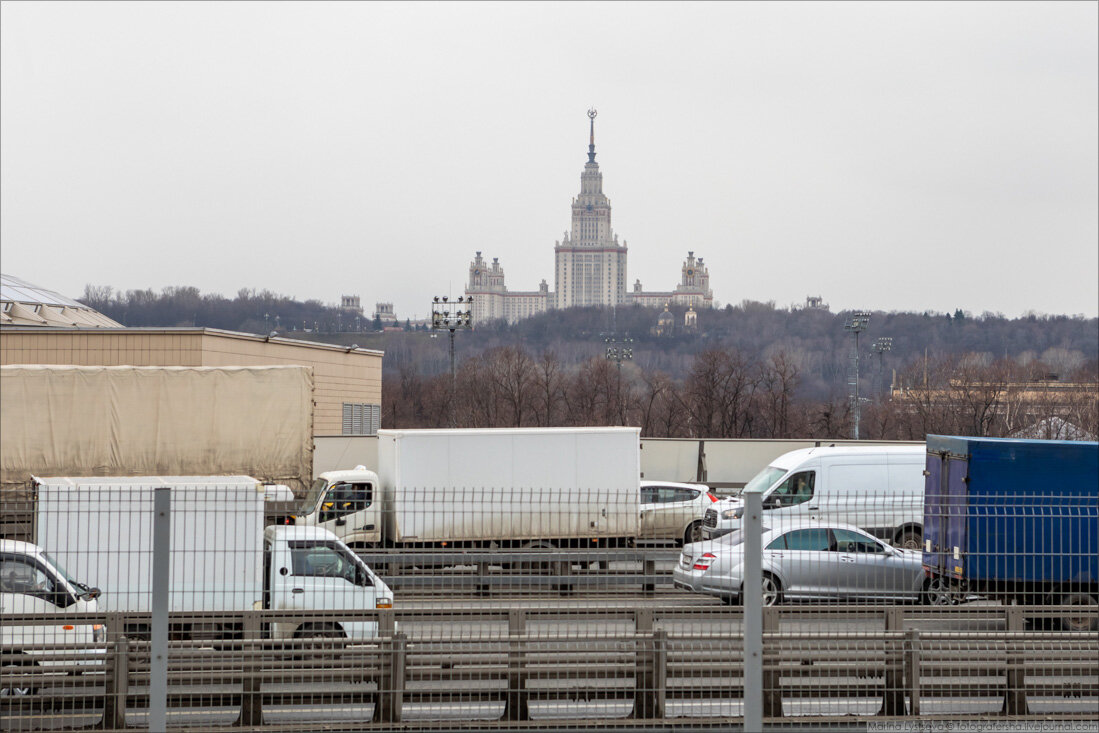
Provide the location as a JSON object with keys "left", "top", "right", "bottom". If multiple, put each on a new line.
{"left": 35, "top": 476, "right": 265, "bottom": 613}
{"left": 377, "top": 427, "right": 641, "bottom": 543}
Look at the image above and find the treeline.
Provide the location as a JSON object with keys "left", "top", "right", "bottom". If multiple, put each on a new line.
{"left": 384, "top": 346, "right": 1099, "bottom": 441}
{"left": 79, "top": 284, "right": 1098, "bottom": 408}
{"left": 79, "top": 285, "right": 406, "bottom": 334}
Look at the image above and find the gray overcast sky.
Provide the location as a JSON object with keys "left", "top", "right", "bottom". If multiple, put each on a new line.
{"left": 2, "top": 1, "right": 1097, "bottom": 321}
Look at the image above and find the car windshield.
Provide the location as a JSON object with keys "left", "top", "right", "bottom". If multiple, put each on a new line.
{"left": 741, "top": 466, "right": 788, "bottom": 495}
{"left": 299, "top": 478, "right": 328, "bottom": 515}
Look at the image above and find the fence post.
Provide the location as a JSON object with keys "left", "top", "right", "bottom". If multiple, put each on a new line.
{"left": 378, "top": 609, "right": 395, "bottom": 638}
{"left": 742, "top": 487, "right": 764, "bottom": 729}
{"left": 904, "top": 628, "right": 921, "bottom": 716}
{"left": 643, "top": 556, "right": 657, "bottom": 594}
{"left": 1002, "top": 607, "right": 1028, "bottom": 715}
{"left": 378, "top": 631, "right": 406, "bottom": 723}
{"left": 504, "top": 609, "right": 528, "bottom": 721}
{"left": 634, "top": 631, "right": 666, "bottom": 720}
{"left": 634, "top": 608, "right": 653, "bottom": 633}
{"left": 238, "top": 612, "right": 263, "bottom": 727}
{"left": 149, "top": 487, "right": 171, "bottom": 733}
{"left": 101, "top": 635, "right": 129, "bottom": 730}
{"left": 879, "top": 608, "right": 906, "bottom": 715}
{"left": 762, "top": 607, "right": 783, "bottom": 718}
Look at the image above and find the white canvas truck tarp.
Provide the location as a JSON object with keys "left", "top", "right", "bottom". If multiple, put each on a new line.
{"left": 0, "top": 365, "right": 314, "bottom": 493}
{"left": 35, "top": 476, "right": 265, "bottom": 613}
{"left": 377, "top": 427, "right": 641, "bottom": 543}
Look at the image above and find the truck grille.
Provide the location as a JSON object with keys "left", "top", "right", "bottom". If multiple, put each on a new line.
{"left": 704, "top": 509, "right": 718, "bottom": 528}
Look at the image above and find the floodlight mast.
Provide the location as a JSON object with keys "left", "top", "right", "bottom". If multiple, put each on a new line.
{"left": 844, "top": 312, "right": 872, "bottom": 439}
{"left": 431, "top": 295, "right": 474, "bottom": 427}
{"left": 603, "top": 333, "right": 634, "bottom": 425}
{"left": 872, "top": 337, "right": 894, "bottom": 397}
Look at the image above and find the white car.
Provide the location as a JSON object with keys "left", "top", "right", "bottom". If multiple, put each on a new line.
{"left": 640, "top": 481, "right": 719, "bottom": 544}
{"left": 673, "top": 520, "right": 926, "bottom": 605}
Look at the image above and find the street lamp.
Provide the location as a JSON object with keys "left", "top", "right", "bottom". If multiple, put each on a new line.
{"left": 431, "top": 295, "right": 474, "bottom": 427}
{"left": 604, "top": 333, "right": 633, "bottom": 425}
{"left": 844, "top": 312, "right": 872, "bottom": 440}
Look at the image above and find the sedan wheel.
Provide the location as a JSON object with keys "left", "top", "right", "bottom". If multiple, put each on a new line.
{"left": 1059, "top": 592, "right": 1099, "bottom": 632}
{"left": 760, "top": 574, "right": 782, "bottom": 606}
{"left": 684, "top": 521, "right": 704, "bottom": 545}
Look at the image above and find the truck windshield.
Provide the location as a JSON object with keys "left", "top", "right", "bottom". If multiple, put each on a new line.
{"left": 40, "top": 550, "right": 92, "bottom": 597}
{"left": 299, "top": 478, "right": 328, "bottom": 515}
{"left": 741, "top": 467, "right": 788, "bottom": 495}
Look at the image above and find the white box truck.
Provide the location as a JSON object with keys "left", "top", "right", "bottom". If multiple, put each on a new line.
{"left": 294, "top": 427, "right": 642, "bottom": 548}
{"left": 33, "top": 476, "right": 394, "bottom": 641}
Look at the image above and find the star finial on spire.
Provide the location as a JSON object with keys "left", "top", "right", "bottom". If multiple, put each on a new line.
{"left": 587, "top": 108, "right": 598, "bottom": 163}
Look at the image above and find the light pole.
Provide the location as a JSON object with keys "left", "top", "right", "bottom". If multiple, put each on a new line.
{"left": 844, "top": 312, "right": 872, "bottom": 440}
{"left": 604, "top": 334, "right": 633, "bottom": 425}
{"left": 872, "top": 337, "right": 893, "bottom": 397}
{"left": 431, "top": 295, "right": 474, "bottom": 428}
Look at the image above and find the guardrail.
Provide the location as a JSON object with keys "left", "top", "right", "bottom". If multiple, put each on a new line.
{"left": 358, "top": 548, "right": 680, "bottom": 593}
{"left": 3, "top": 605, "right": 1096, "bottom": 730}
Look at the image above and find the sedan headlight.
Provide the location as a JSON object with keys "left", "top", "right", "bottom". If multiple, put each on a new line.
{"left": 720, "top": 507, "right": 744, "bottom": 520}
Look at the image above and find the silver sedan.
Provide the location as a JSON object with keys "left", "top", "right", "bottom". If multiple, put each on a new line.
{"left": 672, "top": 520, "right": 926, "bottom": 605}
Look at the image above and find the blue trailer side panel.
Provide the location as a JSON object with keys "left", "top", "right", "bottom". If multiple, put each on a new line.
{"left": 924, "top": 436, "right": 1098, "bottom": 588}
{"left": 922, "top": 452, "right": 945, "bottom": 571}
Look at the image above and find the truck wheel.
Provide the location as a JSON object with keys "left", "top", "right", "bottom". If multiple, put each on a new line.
{"left": 1059, "top": 592, "right": 1099, "bottom": 632}
{"left": 0, "top": 655, "right": 36, "bottom": 697}
{"left": 517, "top": 540, "right": 564, "bottom": 575}
{"left": 895, "top": 528, "right": 922, "bottom": 551}
{"left": 923, "top": 577, "right": 956, "bottom": 606}
{"left": 683, "top": 521, "right": 704, "bottom": 546}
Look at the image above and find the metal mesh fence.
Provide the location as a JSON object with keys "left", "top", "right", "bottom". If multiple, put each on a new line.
{"left": 2, "top": 441, "right": 1097, "bottom": 731}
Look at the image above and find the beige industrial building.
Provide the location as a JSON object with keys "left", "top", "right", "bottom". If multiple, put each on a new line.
{"left": 0, "top": 327, "right": 383, "bottom": 436}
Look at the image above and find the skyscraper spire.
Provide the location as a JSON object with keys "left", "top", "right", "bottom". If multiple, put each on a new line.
{"left": 587, "top": 108, "right": 598, "bottom": 163}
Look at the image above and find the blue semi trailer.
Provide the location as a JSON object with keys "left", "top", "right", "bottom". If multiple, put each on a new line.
{"left": 922, "top": 435, "right": 1098, "bottom": 631}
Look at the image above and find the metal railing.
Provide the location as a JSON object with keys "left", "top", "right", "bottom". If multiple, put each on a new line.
{"left": 3, "top": 605, "right": 1097, "bottom": 730}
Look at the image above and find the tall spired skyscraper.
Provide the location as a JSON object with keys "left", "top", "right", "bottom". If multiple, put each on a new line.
{"left": 464, "top": 110, "right": 713, "bottom": 326}
{"left": 553, "top": 109, "right": 628, "bottom": 309}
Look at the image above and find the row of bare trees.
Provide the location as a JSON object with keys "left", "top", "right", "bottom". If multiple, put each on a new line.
{"left": 382, "top": 344, "right": 1097, "bottom": 440}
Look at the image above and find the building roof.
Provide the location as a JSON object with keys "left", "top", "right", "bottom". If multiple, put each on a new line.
{"left": 1, "top": 274, "right": 122, "bottom": 328}
{"left": 0, "top": 325, "right": 383, "bottom": 356}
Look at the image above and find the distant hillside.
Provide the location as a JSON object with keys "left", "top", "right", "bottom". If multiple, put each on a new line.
{"left": 81, "top": 285, "right": 1097, "bottom": 400}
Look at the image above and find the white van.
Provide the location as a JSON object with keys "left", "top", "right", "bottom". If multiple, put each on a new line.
{"left": 702, "top": 445, "right": 926, "bottom": 549}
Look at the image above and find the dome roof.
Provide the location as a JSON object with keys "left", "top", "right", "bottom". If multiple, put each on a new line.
{"left": 1, "top": 274, "right": 121, "bottom": 328}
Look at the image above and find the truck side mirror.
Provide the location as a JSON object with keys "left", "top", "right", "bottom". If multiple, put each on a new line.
{"left": 356, "top": 567, "right": 372, "bottom": 587}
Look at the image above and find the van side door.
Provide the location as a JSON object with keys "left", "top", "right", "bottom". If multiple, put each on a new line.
{"left": 762, "top": 471, "right": 818, "bottom": 522}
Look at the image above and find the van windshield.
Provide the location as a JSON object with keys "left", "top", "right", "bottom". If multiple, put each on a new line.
{"left": 741, "top": 467, "right": 788, "bottom": 495}
{"left": 299, "top": 478, "right": 328, "bottom": 515}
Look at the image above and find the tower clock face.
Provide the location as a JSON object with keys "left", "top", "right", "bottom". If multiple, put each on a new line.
{"left": 686, "top": 269, "right": 694, "bottom": 277}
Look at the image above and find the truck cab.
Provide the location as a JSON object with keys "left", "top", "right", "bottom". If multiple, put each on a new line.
{"left": 1, "top": 540, "right": 104, "bottom": 684}
{"left": 294, "top": 468, "right": 381, "bottom": 546}
{"left": 262, "top": 526, "right": 392, "bottom": 640}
